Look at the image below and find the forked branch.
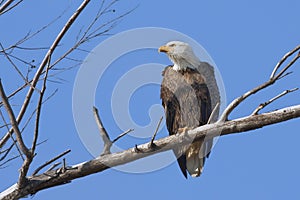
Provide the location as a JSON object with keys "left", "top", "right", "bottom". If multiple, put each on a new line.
{"left": 252, "top": 88, "right": 298, "bottom": 115}
{"left": 0, "top": 0, "right": 92, "bottom": 149}
{"left": 93, "top": 106, "right": 133, "bottom": 155}
{"left": 219, "top": 46, "right": 300, "bottom": 122}
{"left": 1, "top": 104, "right": 300, "bottom": 199}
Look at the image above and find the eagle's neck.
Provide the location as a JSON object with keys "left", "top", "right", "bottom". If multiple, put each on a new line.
{"left": 169, "top": 53, "right": 198, "bottom": 71}
{"left": 171, "top": 58, "right": 196, "bottom": 71}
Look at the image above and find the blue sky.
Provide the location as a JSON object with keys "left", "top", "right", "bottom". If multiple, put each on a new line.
{"left": 1, "top": 0, "right": 300, "bottom": 199}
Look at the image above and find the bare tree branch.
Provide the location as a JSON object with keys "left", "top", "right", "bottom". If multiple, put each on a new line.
{"left": 274, "top": 51, "right": 300, "bottom": 80}
{"left": 0, "top": 0, "right": 15, "bottom": 14}
{"left": 0, "top": 0, "right": 299, "bottom": 198}
{"left": 112, "top": 128, "right": 134, "bottom": 144}
{"left": 0, "top": 110, "right": 24, "bottom": 161}
{"left": 93, "top": 106, "right": 112, "bottom": 155}
{"left": 20, "top": 89, "right": 58, "bottom": 135}
{"left": 219, "top": 47, "right": 300, "bottom": 122}
{"left": 0, "top": 0, "right": 134, "bottom": 109}
{"left": 270, "top": 44, "right": 300, "bottom": 79}
{"left": 1, "top": 104, "right": 300, "bottom": 199}
{"left": 0, "top": 43, "right": 26, "bottom": 82}
{"left": 252, "top": 88, "right": 298, "bottom": 115}
{"left": 0, "top": 79, "right": 33, "bottom": 188}
{"left": 0, "top": 0, "right": 92, "bottom": 149}
{"left": 207, "top": 102, "right": 220, "bottom": 124}
{"left": 0, "top": 39, "right": 299, "bottom": 199}
{"left": 1, "top": 8, "right": 66, "bottom": 54}
{"left": 0, "top": 140, "right": 47, "bottom": 169}
{"left": 46, "top": 162, "right": 61, "bottom": 172}
{"left": 0, "top": 154, "right": 19, "bottom": 169}
{"left": 0, "top": 0, "right": 23, "bottom": 15}
{"left": 0, "top": 80, "right": 30, "bottom": 158}
{"left": 31, "top": 56, "right": 51, "bottom": 155}
{"left": 149, "top": 116, "right": 163, "bottom": 147}
{"left": 49, "top": 3, "right": 135, "bottom": 72}
{"left": 0, "top": 143, "right": 14, "bottom": 162}
{"left": 32, "top": 149, "right": 71, "bottom": 176}
{"left": 93, "top": 106, "right": 134, "bottom": 155}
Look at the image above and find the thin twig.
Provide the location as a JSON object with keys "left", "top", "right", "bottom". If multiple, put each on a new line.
{"left": 0, "top": 143, "right": 14, "bottom": 162}
{"left": 252, "top": 88, "right": 299, "bottom": 115}
{"left": 0, "top": 155, "right": 19, "bottom": 168}
{"left": 0, "top": 80, "right": 31, "bottom": 158}
{"left": 149, "top": 116, "right": 163, "bottom": 148}
{"left": 1, "top": 7, "right": 67, "bottom": 53}
{"left": 0, "top": 83, "right": 27, "bottom": 107}
{"left": 32, "top": 149, "right": 71, "bottom": 176}
{"left": 31, "top": 55, "right": 51, "bottom": 154}
{"left": 278, "top": 71, "right": 293, "bottom": 80}
{"left": 207, "top": 102, "right": 220, "bottom": 124}
{"left": 45, "top": 162, "right": 61, "bottom": 172}
{"left": 49, "top": 2, "right": 135, "bottom": 71}
{"left": 0, "top": 43, "right": 34, "bottom": 89}
{"left": 20, "top": 89, "right": 58, "bottom": 134}
{"left": 62, "top": 158, "right": 67, "bottom": 173}
{"left": 274, "top": 52, "right": 300, "bottom": 80}
{"left": 112, "top": 129, "right": 134, "bottom": 143}
{"left": 0, "top": 139, "right": 48, "bottom": 169}
{"left": 270, "top": 45, "right": 300, "bottom": 79}
{"left": 0, "top": 110, "right": 24, "bottom": 160}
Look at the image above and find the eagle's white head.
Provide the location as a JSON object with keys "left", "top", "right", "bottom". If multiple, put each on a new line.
{"left": 158, "top": 41, "right": 201, "bottom": 71}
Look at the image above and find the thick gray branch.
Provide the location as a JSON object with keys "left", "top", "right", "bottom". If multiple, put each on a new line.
{"left": 1, "top": 104, "right": 300, "bottom": 199}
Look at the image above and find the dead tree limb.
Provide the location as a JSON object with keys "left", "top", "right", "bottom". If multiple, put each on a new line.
{"left": 31, "top": 56, "right": 51, "bottom": 155}
{"left": 93, "top": 106, "right": 112, "bottom": 155}
{"left": 0, "top": 80, "right": 33, "bottom": 188}
{"left": 0, "top": 0, "right": 92, "bottom": 149}
{"left": 0, "top": 0, "right": 23, "bottom": 15}
{"left": 1, "top": 41, "right": 299, "bottom": 197}
{"left": 252, "top": 88, "right": 298, "bottom": 115}
{"left": 93, "top": 106, "right": 133, "bottom": 155}
{"left": 1, "top": 104, "right": 300, "bottom": 199}
{"left": 32, "top": 149, "right": 71, "bottom": 176}
{"left": 149, "top": 116, "right": 163, "bottom": 148}
{"left": 0, "top": 0, "right": 15, "bottom": 14}
{"left": 0, "top": 80, "right": 30, "bottom": 158}
{"left": 219, "top": 45, "right": 300, "bottom": 122}
{"left": 0, "top": 0, "right": 299, "bottom": 198}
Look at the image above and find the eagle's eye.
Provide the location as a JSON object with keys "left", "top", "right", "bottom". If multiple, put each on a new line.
{"left": 169, "top": 43, "right": 176, "bottom": 47}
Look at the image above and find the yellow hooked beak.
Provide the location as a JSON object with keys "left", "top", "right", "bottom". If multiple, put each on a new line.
{"left": 158, "top": 45, "right": 171, "bottom": 53}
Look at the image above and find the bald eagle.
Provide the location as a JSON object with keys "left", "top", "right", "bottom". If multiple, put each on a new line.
{"left": 159, "top": 41, "right": 220, "bottom": 178}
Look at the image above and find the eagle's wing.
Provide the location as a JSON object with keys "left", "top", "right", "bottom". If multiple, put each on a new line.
{"left": 161, "top": 66, "right": 212, "bottom": 178}
{"left": 161, "top": 66, "right": 187, "bottom": 178}
{"left": 195, "top": 62, "right": 221, "bottom": 159}
{"left": 196, "top": 61, "right": 220, "bottom": 122}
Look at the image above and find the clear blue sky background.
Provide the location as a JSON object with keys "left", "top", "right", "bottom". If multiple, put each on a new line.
{"left": 1, "top": 0, "right": 300, "bottom": 199}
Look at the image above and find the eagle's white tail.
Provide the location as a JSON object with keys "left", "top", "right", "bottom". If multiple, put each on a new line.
{"left": 186, "top": 140, "right": 205, "bottom": 177}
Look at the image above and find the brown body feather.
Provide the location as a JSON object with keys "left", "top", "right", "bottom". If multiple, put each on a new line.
{"left": 161, "top": 66, "right": 212, "bottom": 178}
